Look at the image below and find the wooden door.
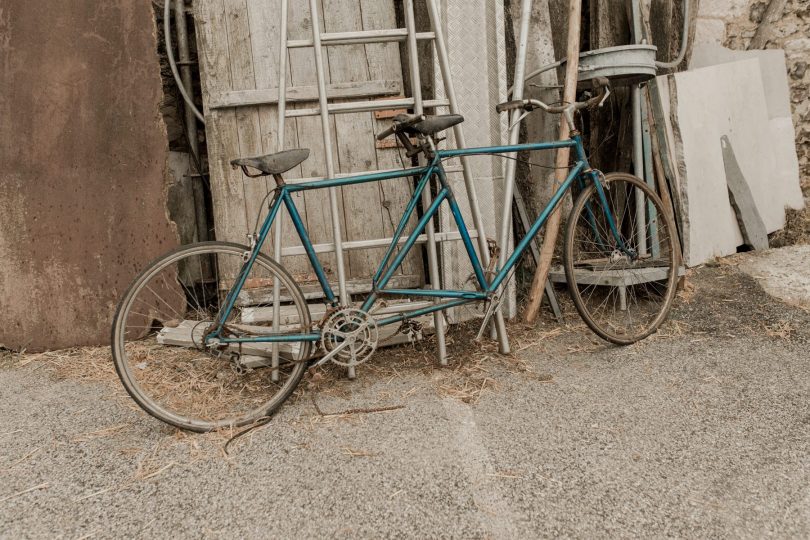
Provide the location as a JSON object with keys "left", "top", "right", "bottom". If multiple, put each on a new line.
{"left": 195, "top": 0, "right": 423, "bottom": 297}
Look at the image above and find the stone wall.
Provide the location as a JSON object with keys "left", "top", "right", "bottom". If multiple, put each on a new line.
{"left": 0, "top": 2, "right": 179, "bottom": 351}
{"left": 695, "top": 0, "right": 810, "bottom": 188}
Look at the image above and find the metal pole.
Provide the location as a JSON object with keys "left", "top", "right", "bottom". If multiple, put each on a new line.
{"left": 641, "top": 90, "right": 660, "bottom": 257}
{"left": 498, "top": 0, "right": 533, "bottom": 303}
{"left": 164, "top": 0, "right": 205, "bottom": 124}
{"left": 307, "top": 0, "right": 353, "bottom": 378}
{"left": 270, "top": 0, "right": 292, "bottom": 383}
{"left": 655, "top": 0, "right": 690, "bottom": 69}
{"left": 173, "top": 0, "right": 209, "bottom": 244}
{"left": 308, "top": 0, "right": 349, "bottom": 309}
{"left": 427, "top": 0, "right": 510, "bottom": 354}
{"left": 631, "top": 0, "right": 648, "bottom": 257}
{"left": 405, "top": 0, "right": 448, "bottom": 365}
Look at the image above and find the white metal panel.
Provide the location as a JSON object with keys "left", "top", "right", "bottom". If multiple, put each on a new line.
{"left": 432, "top": 0, "right": 514, "bottom": 321}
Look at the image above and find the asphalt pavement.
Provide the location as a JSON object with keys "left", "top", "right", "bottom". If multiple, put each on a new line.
{"left": 1, "top": 265, "right": 809, "bottom": 539}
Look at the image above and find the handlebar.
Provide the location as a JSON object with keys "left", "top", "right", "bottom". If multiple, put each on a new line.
{"left": 496, "top": 77, "right": 611, "bottom": 116}
{"left": 376, "top": 113, "right": 425, "bottom": 141}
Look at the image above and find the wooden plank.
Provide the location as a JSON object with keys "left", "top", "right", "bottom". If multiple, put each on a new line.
{"left": 276, "top": 226, "right": 479, "bottom": 257}
{"left": 158, "top": 315, "right": 433, "bottom": 366}
{"left": 195, "top": 0, "right": 249, "bottom": 264}
{"left": 548, "top": 265, "right": 683, "bottom": 286}
{"left": 157, "top": 320, "right": 300, "bottom": 359}
{"left": 514, "top": 189, "right": 564, "bottom": 324}
{"left": 361, "top": 0, "right": 423, "bottom": 279}
{"left": 288, "top": 0, "right": 347, "bottom": 277}
{"left": 323, "top": 0, "right": 388, "bottom": 279}
{"left": 195, "top": 0, "right": 426, "bottom": 292}
{"left": 246, "top": 0, "right": 311, "bottom": 274}
{"left": 237, "top": 273, "right": 422, "bottom": 304}
{"left": 648, "top": 77, "right": 685, "bottom": 242}
{"left": 242, "top": 299, "right": 434, "bottom": 324}
{"left": 224, "top": 0, "right": 268, "bottom": 265}
{"left": 209, "top": 80, "right": 403, "bottom": 109}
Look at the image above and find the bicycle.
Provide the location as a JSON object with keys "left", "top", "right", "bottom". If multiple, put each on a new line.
{"left": 112, "top": 79, "right": 679, "bottom": 432}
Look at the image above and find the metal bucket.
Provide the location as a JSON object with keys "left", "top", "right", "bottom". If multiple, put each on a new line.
{"left": 520, "top": 44, "right": 659, "bottom": 93}
{"left": 577, "top": 45, "right": 659, "bottom": 87}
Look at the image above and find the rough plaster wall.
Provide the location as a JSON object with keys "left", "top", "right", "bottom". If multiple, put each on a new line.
{"left": 0, "top": 1, "right": 178, "bottom": 351}
{"left": 695, "top": 0, "right": 810, "bottom": 188}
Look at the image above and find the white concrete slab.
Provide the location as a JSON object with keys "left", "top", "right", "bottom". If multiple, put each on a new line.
{"left": 433, "top": 0, "right": 512, "bottom": 319}
{"left": 657, "top": 57, "right": 804, "bottom": 267}
{"left": 689, "top": 45, "right": 804, "bottom": 217}
{"left": 690, "top": 45, "right": 792, "bottom": 119}
{"left": 769, "top": 116, "right": 806, "bottom": 212}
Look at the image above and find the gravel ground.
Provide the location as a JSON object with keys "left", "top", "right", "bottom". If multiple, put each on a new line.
{"left": 1, "top": 263, "right": 809, "bottom": 539}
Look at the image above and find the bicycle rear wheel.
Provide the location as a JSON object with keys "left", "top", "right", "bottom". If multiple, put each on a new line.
{"left": 564, "top": 173, "right": 679, "bottom": 344}
{"left": 111, "top": 242, "right": 313, "bottom": 432}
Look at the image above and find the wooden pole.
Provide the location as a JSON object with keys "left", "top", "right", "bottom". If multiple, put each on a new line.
{"left": 748, "top": 0, "right": 789, "bottom": 50}
{"left": 523, "top": 0, "right": 582, "bottom": 324}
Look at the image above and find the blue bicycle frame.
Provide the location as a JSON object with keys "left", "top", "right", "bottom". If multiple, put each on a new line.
{"left": 210, "top": 133, "right": 625, "bottom": 347}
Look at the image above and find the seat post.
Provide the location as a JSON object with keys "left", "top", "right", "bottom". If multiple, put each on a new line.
{"left": 272, "top": 174, "right": 286, "bottom": 188}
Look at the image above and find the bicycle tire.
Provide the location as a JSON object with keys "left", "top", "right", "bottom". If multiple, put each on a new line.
{"left": 564, "top": 173, "right": 679, "bottom": 345}
{"left": 111, "top": 241, "right": 313, "bottom": 432}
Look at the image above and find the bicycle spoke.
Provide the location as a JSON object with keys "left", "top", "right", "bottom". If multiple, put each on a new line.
{"left": 112, "top": 244, "right": 313, "bottom": 432}
{"left": 566, "top": 174, "right": 677, "bottom": 344}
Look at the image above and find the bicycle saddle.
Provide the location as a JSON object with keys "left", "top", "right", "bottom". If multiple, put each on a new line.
{"left": 401, "top": 114, "right": 464, "bottom": 137}
{"left": 231, "top": 148, "right": 310, "bottom": 176}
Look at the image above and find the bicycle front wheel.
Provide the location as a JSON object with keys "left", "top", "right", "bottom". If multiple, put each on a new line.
{"left": 111, "top": 242, "right": 314, "bottom": 432}
{"left": 564, "top": 173, "right": 679, "bottom": 344}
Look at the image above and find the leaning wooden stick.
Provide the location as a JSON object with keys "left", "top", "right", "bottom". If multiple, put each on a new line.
{"left": 523, "top": 0, "right": 583, "bottom": 324}
{"left": 748, "top": 0, "right": 789, "bottom": 50}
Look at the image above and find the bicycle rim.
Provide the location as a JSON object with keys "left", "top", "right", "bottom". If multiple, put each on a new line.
{"left": 111, "top": 242, "right": 313, "bottom": 432}
{"left": 564, "top": 173, "right": 679, "bottom": 344}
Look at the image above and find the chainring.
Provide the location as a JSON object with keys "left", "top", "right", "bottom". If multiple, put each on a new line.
{"left": 320, "top": 309, "right": 379, "bottom": 368}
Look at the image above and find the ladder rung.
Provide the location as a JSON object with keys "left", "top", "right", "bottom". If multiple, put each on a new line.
{"left": 284, "top": 166, "right": 464, "bottom": 186}
{"left": 287, "top": 29, "right": 436, "bottom": 48}
{"left": 210, "top": 80, "right": 401, "bottom": 110}
{"left": 287, "top": 98, "right": 450, "bottom": 118}
{"left": 279, "top": 230, "right": 480, "bottom": 258}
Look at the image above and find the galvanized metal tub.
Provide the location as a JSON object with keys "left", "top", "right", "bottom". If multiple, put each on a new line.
{"left": 519, "top": 44, "right": 660, "bottom": 93}
{"left": 577, "top": 44, "right": 659, "bottom": 87}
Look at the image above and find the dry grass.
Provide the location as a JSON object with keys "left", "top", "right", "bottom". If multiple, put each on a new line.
{"left": 677, "top": 276, "right": 697, "bottom": 304}
{"left": 770, "top": 205, "right": 810, "bottom": 248}
{"left": 341, "top": 447, "right": 378, "bottom": 458}
{"left": 763, "top": 321, "right": 796, "bottom": 340}
{"left": 122, "top": 340, "right": 304, "bottom": 424}
{"left": 2, "top": 316, "right": 579, "bottom": 428}
{"left": 3, "top": 346, "right": 117, "bottom": 385}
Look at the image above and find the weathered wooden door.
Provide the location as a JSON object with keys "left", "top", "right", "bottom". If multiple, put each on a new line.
{"left": 195, "top": 0, "right": 423, "bottom": 296}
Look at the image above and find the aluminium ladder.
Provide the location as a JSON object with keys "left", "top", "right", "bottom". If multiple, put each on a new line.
{"left": 268, "top": 0, "right": 511, "bottom": 377}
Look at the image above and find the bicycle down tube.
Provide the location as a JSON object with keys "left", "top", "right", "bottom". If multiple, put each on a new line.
{"left": 211, "top": 135, "right": 622, "bottom": 347}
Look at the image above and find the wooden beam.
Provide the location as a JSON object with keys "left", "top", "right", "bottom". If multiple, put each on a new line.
{"left": 524, "top": 0, "right": 582, "bottom": 324}
{"left": 235, "top": 274, "right": 424, "bottom": 305}
{"left": 209, "top": 80, "right": 402, "bottom": 109}
{"left": 748, "top": 0, "right": 789, "bottom": 50}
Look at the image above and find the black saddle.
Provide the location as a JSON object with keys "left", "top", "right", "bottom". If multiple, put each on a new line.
{"left": 231, "top": 149, "right": 310, "bottom": 176}
{"left": 402, "top": 114, "right": 464, "bottom": 137}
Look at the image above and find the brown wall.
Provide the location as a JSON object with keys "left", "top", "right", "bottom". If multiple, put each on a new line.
{"left": 0, "top": 1, "right": 178, "bottom": 351}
